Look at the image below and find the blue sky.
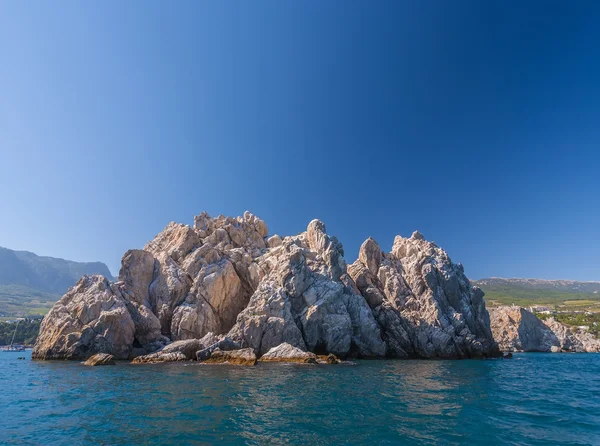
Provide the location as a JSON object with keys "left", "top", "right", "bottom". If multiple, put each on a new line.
{"left": 1, "top": 2, "right": 599, "bottom": 280}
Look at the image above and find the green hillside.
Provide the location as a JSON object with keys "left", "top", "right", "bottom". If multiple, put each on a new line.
{"left": 0, "top": 319, "right": 41, "bottom": 345}
{"left": 0, "top": 246, "right": 114, "bottom": 318}
{"left": 474, "top": 278, "right": 600, "bottom": 309}
{"left": 0, "top": 285, "right": 58, "bottom": 318}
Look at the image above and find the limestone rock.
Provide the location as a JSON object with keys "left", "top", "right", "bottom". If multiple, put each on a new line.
{"left": 35, "top": 211, "right": 268, "bottom": 361}
{"left": 84, "top": 353, "right": 116, "bottom": 366}
{"left": 167, "top": 212, "right": 266, "bottom": 340}
{"left": 32, "top": 275, "right": 135, "bottom": 360}
{"left": 34, "top": 210, "right": 513, "bottom": 363}
{"left": 200, "top": 348, "right": 257, "bottom": 365}
{"left": 132, "top": 352, "right": 188, "bottom": 363}
{"left": 543, "top": 318, "right": 600, "bottom": 353}
{"left": 266, "top": 235, "right": 283, "bottom": 248}
{"left": 259, "top": 343, "right": 318, "bottom": 363}
{"left": 144, "top": 222, "right": 200, "bottom": 262}
{"left": 118, "top": 250, "right": 165, "bottom": 348}
{"left": 132, "top": 339, "right": 204, "bottom": 363}
{"left": 489, "top": 306, "right": 559, "bottom": 352}
{"left": 196, "top": 336, "right": 241, "bottom": 361}
{"left": 348, "top": 235, "right": 500, "bottom": 358}
{"left": 227, "top": 220, "right": 386, "bottom": 358}
{"left": 490, "top": 306, "right": 600, "bottom": 352}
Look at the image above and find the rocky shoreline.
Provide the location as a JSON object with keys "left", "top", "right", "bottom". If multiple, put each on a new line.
{"left": 490, "top": 306, "right": 600, "bottom": 353}
{"left": 32, "top": 211, "right": 599, "bottom": 365}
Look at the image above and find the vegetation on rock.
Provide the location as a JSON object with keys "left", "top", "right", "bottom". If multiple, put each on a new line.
{"left": 0, "top": 319, "right": 41, "bottom": 345}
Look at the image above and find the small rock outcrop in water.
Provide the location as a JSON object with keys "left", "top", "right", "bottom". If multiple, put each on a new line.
{"left": 348, "top": 235, "right": 499, "bottom": 358}
{"left": 84, "top": 353, "right": 116, "bottom": 366}
{"left": 489, "top": 306, "right": 600, "bottom": 353}
{"left": 132, "top": 339, "right": 204, "bottom": 363}
{"left": 195, "top": 336, "right": 241, "bottom": 361}
{"left": 259, "top": 342, "right": 318, "bottom": 363}
{"left": 200, "top": 348, "right": 257, "bottom": 365}
{"left": 33, "top": 211, "right": 502, "bottom": 361}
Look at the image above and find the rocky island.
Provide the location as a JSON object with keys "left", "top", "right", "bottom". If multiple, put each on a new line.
{"left": 32, "top": 211, "right": 599, "bottom": 364}
{"left": 32, "top": 211, "right": 500, "bottom": 362}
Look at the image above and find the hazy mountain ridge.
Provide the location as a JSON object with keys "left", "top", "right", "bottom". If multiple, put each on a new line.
{"left": 0, "top": 246, "right": 114, "bottom": 317}
{"left": 473, "top": 277, "right": 600, "bottom": 307}
{"left": 0, "top": 246, "right": 113, "bottom": 294}
{"left": 474, "top": 277, "right": 600, "bottom": 293}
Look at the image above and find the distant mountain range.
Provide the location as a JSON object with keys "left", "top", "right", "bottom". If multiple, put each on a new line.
{"left": 473, "top": 278, "right": 600, "bottom": 308}
{"left": 0, "top": 246, "right": 113, "bottom": 318}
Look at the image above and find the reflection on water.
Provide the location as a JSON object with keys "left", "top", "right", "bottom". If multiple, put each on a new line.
{"left": 1, "top": 352, "right": 600, "bottom": 445}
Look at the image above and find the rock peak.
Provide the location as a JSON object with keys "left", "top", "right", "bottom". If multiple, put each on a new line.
{"left": 349, "top": 230, "right": 499, "bottom": 358}
{"left": 307, "top": 219, "right": 326, "bottom": 234}
{"left": 358, "top": 237, "right": 382, "bottom": 276}
{"left": 411, "top": 230, "right": 425, "bottom": 241}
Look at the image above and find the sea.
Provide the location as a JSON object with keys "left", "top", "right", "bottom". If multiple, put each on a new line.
{"left": 1, "top": 351, "right": 599, "bottom": 445}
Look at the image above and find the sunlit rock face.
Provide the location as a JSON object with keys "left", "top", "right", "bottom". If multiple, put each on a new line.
{"left": 348, "top": 234, "right": 500, "bottom": 359}
{"left": 34, "top": 211, "right": 502, "bottom": 361}
{"left": 34, "top": 212, "right": 268, "bottom": 360}
{"left": 490, "top": 306, "right": 600, "bottom": 353}
{"left": 227, "top": 219, "right": 387, "bottom": 358}
{"left": 144, "top": 212, "right": 267, "bottom": 342}
{"left": 32, "top": 275, "right": 136, "bottom": 360}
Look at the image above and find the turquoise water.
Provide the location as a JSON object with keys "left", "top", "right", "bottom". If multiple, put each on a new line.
{"left": 1, "top": 352, "right": 599, "bottom": 445}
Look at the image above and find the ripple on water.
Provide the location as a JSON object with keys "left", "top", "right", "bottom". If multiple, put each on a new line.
{"left": 1, "top": 352, "right": 600, "bottom": 445}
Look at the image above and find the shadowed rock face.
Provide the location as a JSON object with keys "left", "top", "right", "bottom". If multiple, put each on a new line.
{"left": 490, "top": 306, "right": 600, "bottom": 353}
{"left": 348, "top": 235, "right": 500, "bottom": 358}
{"left": 34, "top": 211, "right": 503, "bottom": 361}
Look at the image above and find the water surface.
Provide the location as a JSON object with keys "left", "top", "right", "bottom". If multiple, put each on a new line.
{"left": 1, "top": 352, "right": 599, "bottom": 445}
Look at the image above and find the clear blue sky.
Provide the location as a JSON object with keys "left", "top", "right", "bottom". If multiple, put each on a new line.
{"left": 1, "top": 1, "right": 599, "bottom": 280}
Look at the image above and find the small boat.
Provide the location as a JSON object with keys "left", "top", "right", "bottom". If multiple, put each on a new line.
{"left": 2, "top": 346, "right": 26, "bottom": 352}
{"left": 2, "top": 320, "right": 26, "bottom": 352}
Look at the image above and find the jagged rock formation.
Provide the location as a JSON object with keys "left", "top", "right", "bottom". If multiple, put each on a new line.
{"left": 34, "top": 212, "right": 267, "bottom": 360}
{"left": 32, "top": 275, "right": 136, "bottom": 360}
{"left": 227, "top": 219, "right": 387, "bottom": 357}
{"left": 543, "top": 317, "right": 600, "bottom": 352}
{"left": 33, "top": 211, "right": 501, "bottom": 361}
{"left": 490, "top": 306, "right": 600, "bottom": 352}
{"left": 489, "top": 306, "right": 559, "bottom": 352}
{"left": 348, "top": 234, "right": 499, "bottom": 358}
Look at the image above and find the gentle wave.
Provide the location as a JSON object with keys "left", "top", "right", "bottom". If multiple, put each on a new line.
{"left": 1, "top": 352, "right": 599, "bottom": 445}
